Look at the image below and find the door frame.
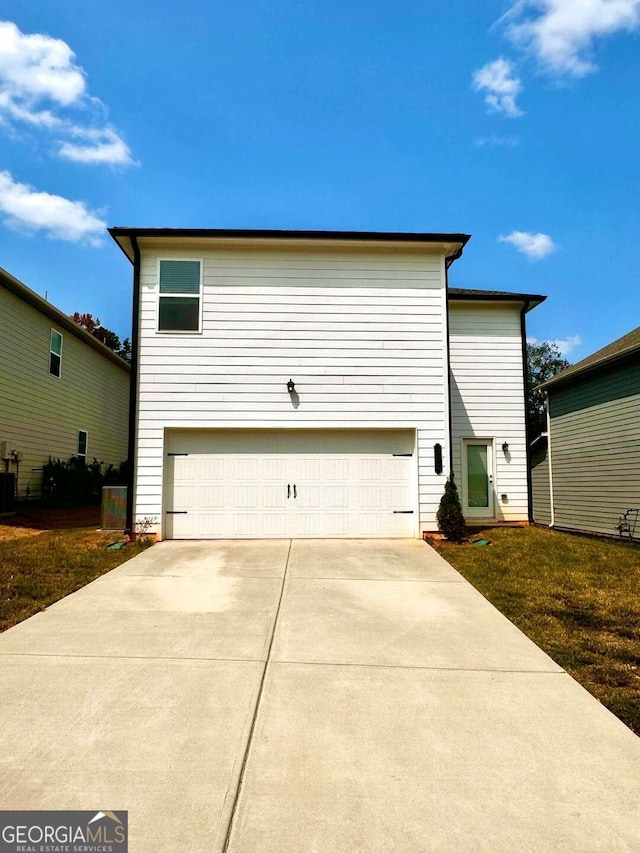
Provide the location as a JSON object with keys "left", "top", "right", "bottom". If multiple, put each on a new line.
{"left": 460, "top": 438, "right": 496, "bottom": 519}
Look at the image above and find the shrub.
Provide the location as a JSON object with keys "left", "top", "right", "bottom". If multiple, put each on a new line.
{"left": 42, "top": 456, "right": 128, "bottom": 507}
{"left": 104, "top": 459, "right": 130, "bottom": 487}
{"left": 436, "top": 477, "right": 466, "bottom": 542}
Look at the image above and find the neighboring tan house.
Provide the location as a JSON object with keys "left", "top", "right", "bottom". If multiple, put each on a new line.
{"left": 109, "top": 227, "right": 545, "bottom": 540}
{"left": 533, "top": 326, "right": 640, "bottom": 540}
{"left": 0, "top": 266, "right": 130, "bottom": 501}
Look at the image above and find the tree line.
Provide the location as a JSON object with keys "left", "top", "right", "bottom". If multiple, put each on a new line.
{"left": 71, "top": 313, "right": 131, "bottom": 362}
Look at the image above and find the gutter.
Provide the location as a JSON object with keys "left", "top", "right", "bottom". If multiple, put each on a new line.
{"left": 445, "top": 244, "right": 465, "bottom": 270}
{"left": 125, "top": 236, "right": 141, "bottom": 537}
{"left": 520, "top": 299, "right": 534, "bottom": 524}
{"left": 109, "top": 227, "right": 471, "bottom": 249}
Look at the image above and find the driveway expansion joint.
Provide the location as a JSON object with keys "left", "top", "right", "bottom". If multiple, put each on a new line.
{"left": 269, "top": 659, "right": 567, "bottom": 674}
{"left": 221, "top": 539, "right": 293, "bottom": 853}
{"left": 0, "top": 651, "right": 267, "bottom": 663}
{"left": 290, "top": 576, "right": 466, "bottom": 583}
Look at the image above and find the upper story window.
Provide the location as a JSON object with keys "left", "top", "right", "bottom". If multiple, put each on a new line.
{"left": 50, "top": 329, "right": 63, "bottom": 377}
{"left": 77, "top": 430, "right": 88, "bottom": 463}
{"left": 158, "top": 260, "right": 202, "bottom": 332}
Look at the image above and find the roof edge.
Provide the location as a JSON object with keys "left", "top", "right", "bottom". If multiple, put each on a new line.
{"left": 449, "top": 288, "right": 546, "bottom": 312}
{"left": 0, "top": 266, "right": 131, "bottom": 373}
{"left": 540, "top": 343, "right": 640, "bottom": 391}
{"left": 108, "top": 227, "right": 471, "bottom": 264}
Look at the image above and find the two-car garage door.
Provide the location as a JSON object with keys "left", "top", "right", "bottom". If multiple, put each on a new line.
{"left": 163, "top": 429, "right": 416, "bottom": 539}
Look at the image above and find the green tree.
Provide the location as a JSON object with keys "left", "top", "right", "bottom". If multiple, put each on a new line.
{"left": 526, "top": 341, "right": 570, "bottom": 438}
{"left": 71, "top": 312, "right": 131, "bottom": 363}
{"left": 117, "top": 338, "right": 132, "bottom": 362}
{"left": 436, "top": 477, "right": 466, "bottom": 542}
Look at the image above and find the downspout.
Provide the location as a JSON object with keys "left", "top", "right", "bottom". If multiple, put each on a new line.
{"left": 125, "top": 236, "right": 141, "bottom": 537}
{"left": 520, "top": 299, "right": 534, "bottom": 523}
{"left": 442, "top": 243, "right": 467, "bottom": 483}
{"left": 546, "top": 394, "right": 555, "bottom": 527}
{"left": 444, "top": 256, "right": 454, "bottom": 477}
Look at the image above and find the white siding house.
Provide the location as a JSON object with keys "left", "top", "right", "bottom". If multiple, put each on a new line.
{"left": 0, "top": 266, "right": 130, "bottom": 500}
{"left": 109, "top": 229, "right": 544, "bottom": 539}
{"left": 449, "top": 299, "right": 532, "bottom": 522}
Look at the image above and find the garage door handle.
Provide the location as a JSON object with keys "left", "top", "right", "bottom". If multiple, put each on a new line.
{"left": 293, "top": 484, "right": 297, "bottom": 499}
{"left": 166, "top": 510, "right": 188, "bottom": 515}
{"left": 393, "top": 510, "right": 414, "bottom": 514}
{"left": 287, "top": 484, "right": 291, "bottom": 499}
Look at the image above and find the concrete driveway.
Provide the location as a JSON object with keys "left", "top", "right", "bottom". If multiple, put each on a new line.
{"left": 1, "top": 539, "right": 639, "bottom": 852}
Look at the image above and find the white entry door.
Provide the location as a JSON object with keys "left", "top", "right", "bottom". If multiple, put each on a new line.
{"left": 163, "top": 429, "right": 417, "bottom": 539}
{"left": 462, "top": 439, "right": 494, "bottom": 518}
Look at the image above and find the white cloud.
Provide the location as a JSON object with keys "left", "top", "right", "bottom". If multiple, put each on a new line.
{"left": 502, "top": 0, "right": 640, "bottom": 77}
{"left": 499, "top": 230, "right": 557, "bottom": 259}
{"left": 528, "top": 334, "right": 582, "bottom": 355}
{"left": 0, "top": 91, "right": 63, "bottom": 128}
{"left": 0, "top": 20, "right": 134, "bottom": 165}
{"left": 59, "top": 127, "right": 136, "bottom": 166}
{"left": 473, "top": 58, "right": 524, "bottom": 117}
{"left": 474, "top": 134, "right": 520, "bottom": 148}
{"left": 0, "top": 21, "right": 85, "bottom": 105}
{"left": 0, "top": 170, "right": 106, "bottom": 245}
{"left": 553, "top": 334, "right": 582, "bottom": 355}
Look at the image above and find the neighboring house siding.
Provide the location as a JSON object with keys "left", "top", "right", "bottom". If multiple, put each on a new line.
{"left": 548, "top": 357, "right": 640, "bottom": 539}
{"left": 0, "top": 286, "right": 130, "bottom": 499}
{"left": 531, "top": 443, "right": 551, "bottom": 524}
{"left": 449, "top": 302, "right": 529, "bottom": 521}
{"left": 135, "top": 243, "right": 451, "bottom": 534}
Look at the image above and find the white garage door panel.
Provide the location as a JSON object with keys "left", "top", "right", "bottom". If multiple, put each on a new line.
{"left": 164, "top": 430, "right": 416, "bottom": 539}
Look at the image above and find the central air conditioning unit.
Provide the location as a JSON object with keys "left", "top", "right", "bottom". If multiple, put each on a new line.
{"left": 102, "top": 486, "right": 127, "bottom": 530}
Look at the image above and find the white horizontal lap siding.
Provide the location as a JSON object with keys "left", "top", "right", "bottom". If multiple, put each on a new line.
{"left": 135, "top": 243, "right": 450, "bottom": 534}
{"left": 449, "top": 303, "right": 528, "bottom": 521}
{"left": 0, "top": 287, "right": 129, "bottom": 499}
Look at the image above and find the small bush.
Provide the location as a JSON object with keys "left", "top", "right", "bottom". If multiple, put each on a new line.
{"left": 104, "top": 459, "right": 130, "bottom": 487}
{"left": 437, "top": 477, "right": 466, "bottom": 542}
{"left": 42, "top": 456, "right": 128, "bottom": 507}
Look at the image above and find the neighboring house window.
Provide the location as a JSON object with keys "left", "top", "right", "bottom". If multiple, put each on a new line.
{"left": 77, "top": 430, "right": 88, "bottom": 463}
{"left": 50, "top": 330, "right": 63, "bottom": 377}
{"left": 158, "top": 260, "right": 202, "bottom": 332}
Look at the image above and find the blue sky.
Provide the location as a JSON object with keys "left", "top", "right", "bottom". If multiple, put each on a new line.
{"left": 0, "top": 0, "right": 639, "bottom": 358}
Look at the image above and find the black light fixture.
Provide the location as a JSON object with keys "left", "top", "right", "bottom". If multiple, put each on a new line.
{"left": 502, "top": 441, "right": 509, "bottom": 454}
{"left": 287, "top": 379, "right": 295, "bottom": 394}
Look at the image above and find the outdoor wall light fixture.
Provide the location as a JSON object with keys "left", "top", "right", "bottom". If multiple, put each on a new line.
{"left": 502, "top": 442, "right": 509, "bottom": 454}
{"left": 287, "top": 379, "right": 296, "bottom": 394}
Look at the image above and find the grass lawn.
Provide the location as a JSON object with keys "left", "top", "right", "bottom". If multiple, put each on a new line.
{"left": 0, "top": 525, "right": 151, "bottom": 632}
{"left": 433, "top": 526, "right": 640, "bottom": 735}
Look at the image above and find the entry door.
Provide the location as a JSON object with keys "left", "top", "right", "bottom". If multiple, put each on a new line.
{"left": 462, "top": 440, "right": 494, "bottom": 518}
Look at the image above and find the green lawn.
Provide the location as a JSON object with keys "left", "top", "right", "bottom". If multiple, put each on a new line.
{"left": 0, "top": 526, "right": 151, "bottom": 632}
{"left": 433, "top": 526, "right": 640, "bottom": 735}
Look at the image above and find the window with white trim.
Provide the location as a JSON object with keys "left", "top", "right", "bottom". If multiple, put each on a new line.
{"left": 49, "top": 329, "right": 63, "bottom": 377}
{"left": 158, "top": 260, "right": 202, "bottom": 332}
{"left": 77, "top": 430, "right": 88, "bottom": 463}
